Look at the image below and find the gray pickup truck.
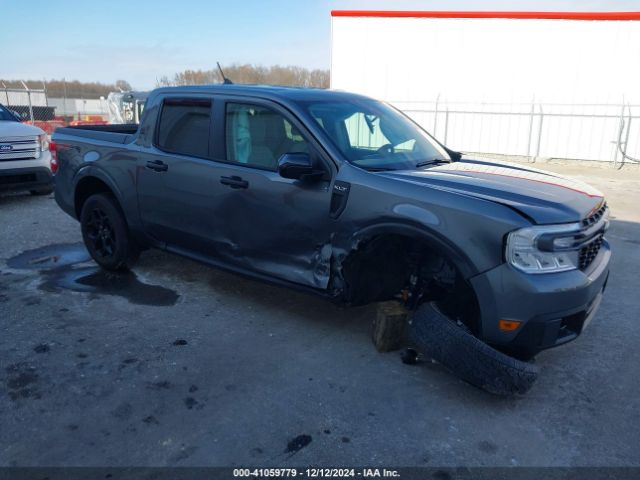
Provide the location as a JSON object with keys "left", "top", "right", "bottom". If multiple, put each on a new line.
{"left": 52, "top": 85, "right": 610, "bottom": 360}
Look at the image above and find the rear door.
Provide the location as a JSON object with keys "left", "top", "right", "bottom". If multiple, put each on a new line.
{"left": 136, "top": 95, "right": 224, "bottom": 253}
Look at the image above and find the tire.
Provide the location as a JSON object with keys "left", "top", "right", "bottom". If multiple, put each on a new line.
{"left": 80, "top": 193, "right": 140, "bottom": 271}
{"left": 30, "top": 187, "right": 53, "bottom": 196}
{"left": 496, "top": 346, "right": 538, "bottom": 362}
{"left": 410, "top": 303, "right": 539, "bottom": 396}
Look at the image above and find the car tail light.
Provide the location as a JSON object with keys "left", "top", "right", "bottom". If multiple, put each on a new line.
{"left": 49, "top": 140, "right": 58, "bottom": 174}
{"left": 38, "top": 134, "right": 49, "bottom": 158}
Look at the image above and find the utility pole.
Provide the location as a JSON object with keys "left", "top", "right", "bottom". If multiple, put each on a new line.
{"left": 20, "top": 80, "right": 34, "bottom": 122}
{"left": 42, "top": 78, "right": 48, "bottom": 107}
{"left": 63, "top": 78, "right": 68, "bottom": 119}
{"left": 2, "top": 81, "right": 9, "bottom": 105}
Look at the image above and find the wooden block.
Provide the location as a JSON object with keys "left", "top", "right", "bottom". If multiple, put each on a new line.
{"left": 372, "top": 301, "right": 410, "bottom": 352}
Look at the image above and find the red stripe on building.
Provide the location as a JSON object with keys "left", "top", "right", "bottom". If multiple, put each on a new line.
{"left": 330, "top": 11, "right": 640, "bottom": 21}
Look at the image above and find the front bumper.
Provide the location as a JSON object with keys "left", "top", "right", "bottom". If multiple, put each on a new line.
{"left": 0, "top": 166, "right": 52, "bottom": 193}
{"left": 470, "top": 239, "right": 611, "bottom": 354}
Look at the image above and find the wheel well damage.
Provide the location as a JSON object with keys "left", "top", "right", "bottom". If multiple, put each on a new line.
{"left": 332, "top": 234, "right": 481, "bottom": 334}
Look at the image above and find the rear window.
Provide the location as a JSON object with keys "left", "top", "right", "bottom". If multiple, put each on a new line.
{"left": 156, "top": 98, "right": 211, "bottom": 158}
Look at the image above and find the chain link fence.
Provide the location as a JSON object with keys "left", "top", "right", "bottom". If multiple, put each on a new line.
{"left": 1, "top": 84, "right": 54, "bottom": 122}
{"left": 393, "top": 99, "right": 640, "bottom": 166}
{"left": 3, "top": 82, "right": 639, "bottom": 165}
{"left": 1, "top": 82, "right": 113, "bottom": 134}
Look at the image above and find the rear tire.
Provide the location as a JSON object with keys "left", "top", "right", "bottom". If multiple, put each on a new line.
{"left": 410, "top": 303, "right": 539, "bottom": 396}
{"left": 80, "top": 193, "right": 139, "bottom": 271}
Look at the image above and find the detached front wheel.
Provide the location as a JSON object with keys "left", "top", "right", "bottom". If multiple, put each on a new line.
{"left": 410, "top": 302, "right": 539, "bottom": 396}
{"left": 80, "top": 193, "right": 139, "bottom": 271}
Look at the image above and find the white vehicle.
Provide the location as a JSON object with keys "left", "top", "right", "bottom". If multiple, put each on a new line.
{"left": 0, "top": 103, "right": 53, "bottom": 195}
{"left": 106, "top": 91, "right": 148, "bottom": 124}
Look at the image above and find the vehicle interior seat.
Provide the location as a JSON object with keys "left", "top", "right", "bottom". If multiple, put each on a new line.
{"left": 264, "top": 112, "right": 293, "bottom": 160}
{"left": 165, "top": 112, "right": 210, "bottom": 157}
{"left": 248, "top": 113, "right": 276, "bottom": 169}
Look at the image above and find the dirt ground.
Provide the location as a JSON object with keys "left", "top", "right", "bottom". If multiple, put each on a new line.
{"left": 1, "top": 162, "right": 639, "bottom": 467}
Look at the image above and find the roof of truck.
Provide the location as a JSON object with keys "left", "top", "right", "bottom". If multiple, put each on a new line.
{"left": 150, "top": 84, "right": 367, "bottom": 102}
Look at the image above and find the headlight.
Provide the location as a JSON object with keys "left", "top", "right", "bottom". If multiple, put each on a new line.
{"left": 506, "top": 223, "right": 581, "bottom": 274}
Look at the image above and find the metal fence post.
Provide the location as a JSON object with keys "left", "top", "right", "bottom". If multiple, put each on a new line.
{"left": 535, "top": 105, "right": 544, "bottom": 160}
{"left": 27, "top": 91, "right": 34, "bottom": 122}
{"left": 444, "top": 108, "right": 449, "bottom": 144}
{"left": 2, "top": 82, "right": 9, "bottom": 105}
{"left": 21, "top": 80, "right": 34, "bottom": 122}
{"left": 63, "top": 78, "right": 68, "bottom": 118}
{"left": 526, "top": 101, "right": 535, "bottom": 160}
{"left": 624, "top": 107, "right": 632, "bottom": 157}
{"left": 613, "top": 104, "right": 625, "bottom": 168}
{"left": 433, "top": 94, "right": 440, "bottom": 134}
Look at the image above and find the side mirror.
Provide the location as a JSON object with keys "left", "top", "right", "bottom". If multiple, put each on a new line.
{"left": 277, "top": 153, "right": 316, "bottom": 180}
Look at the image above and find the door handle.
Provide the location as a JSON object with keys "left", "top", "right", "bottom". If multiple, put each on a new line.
{"left": 146, "top": 160, "right": 168, "bottom": 172}
{"left": 220, "top": 175, "right": 248, "bottom": 189}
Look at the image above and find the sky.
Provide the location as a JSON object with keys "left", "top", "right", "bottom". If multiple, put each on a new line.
{"left": 2, "top": 0, "right": 640, "bottom": 89}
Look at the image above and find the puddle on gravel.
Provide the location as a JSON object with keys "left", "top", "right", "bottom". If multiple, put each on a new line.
{"left": 40, "top": 267, "right": 179, "bottom": 306}
{"left": 6, "top": 243, "right": 91, "bottom": 269}
{"left": 6, "top": 243, "right": 179, "bottom": 306}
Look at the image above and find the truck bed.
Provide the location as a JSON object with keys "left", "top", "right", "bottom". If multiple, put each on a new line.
{"left": 54, "top": 124, "right": 139, "bottom": 144}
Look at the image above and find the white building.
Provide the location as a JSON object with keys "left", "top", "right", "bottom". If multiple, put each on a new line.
{"left": 331, "top": 10, "right": 640, "bottom": 162}
{"left": 47, "top": 97, "right": 109, "bottom": 117}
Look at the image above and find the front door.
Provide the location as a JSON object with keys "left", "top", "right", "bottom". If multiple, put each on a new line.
{"left": 208, "top": 99, "right": 335, "bottom": 289}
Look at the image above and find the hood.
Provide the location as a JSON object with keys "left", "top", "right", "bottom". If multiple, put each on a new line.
{"left": 381, "top": 158, "right": 604, "bottom": 224}
{"left": 0, "top": 121, "right": 45, "bottom": 139}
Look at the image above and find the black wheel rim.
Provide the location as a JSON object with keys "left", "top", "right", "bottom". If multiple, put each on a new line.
{"left": 85, "top": 207, "right": 116, "bottom": 258}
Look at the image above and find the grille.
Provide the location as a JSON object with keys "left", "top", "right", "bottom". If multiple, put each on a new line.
{"left": 578, "top": 202, "right": 608, "bottom": 270}
{"left": 582, "top": 203, "right": 607, "bottom": 227}
{"left": 0, "top": 136, "right": 40, "bottom": 161}
{"left": 579, "top": 234, "right": 604, "bottom": 270}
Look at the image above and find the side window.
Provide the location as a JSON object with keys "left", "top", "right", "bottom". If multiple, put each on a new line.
{"left": 226, "top": 103, "right": 309, "bottom": 170}
{"left": 157, "top": 98, "right": 211, "bottom": 158}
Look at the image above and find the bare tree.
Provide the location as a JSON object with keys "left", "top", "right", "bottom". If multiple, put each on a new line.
{"left": 160, "top": 64, "right": 330, "bottom": 88}
{"left": 156, "top": 76, "right": 174, "bottom": 87}
{"left": 115, "top": 79, "right": 133, "bottom": 92}
{"left": 3, "top": 64, "right": 329, "bottom": 101}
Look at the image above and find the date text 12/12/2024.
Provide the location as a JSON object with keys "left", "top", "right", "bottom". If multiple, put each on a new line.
{"left": 233, "top": 468, "right": 400, "bottom": 478}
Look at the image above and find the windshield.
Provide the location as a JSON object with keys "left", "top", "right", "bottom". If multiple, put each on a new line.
{"left": 300, "top": 98, "right": 449, "bottom": 171}
{"left": 0, "top": 104, "right": 19, "bottom": 122}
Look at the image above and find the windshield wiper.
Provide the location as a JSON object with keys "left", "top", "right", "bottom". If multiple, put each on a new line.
{"left": 415, "top": 158, "right": 450, "bottom": 168}
{"left": 363, "top": 166, "right": 394, "bottom": 172}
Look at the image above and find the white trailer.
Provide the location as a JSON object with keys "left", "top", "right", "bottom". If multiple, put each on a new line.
{"left": 331, "top": 11, "right": 640, "bottom": 162}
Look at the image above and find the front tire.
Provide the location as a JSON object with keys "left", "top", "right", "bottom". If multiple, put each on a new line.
{"left": 80, "top": 193, "right": 139, "bottom": 271}
{"left": 410, "top": 303, "right": 539, "bottom": 395}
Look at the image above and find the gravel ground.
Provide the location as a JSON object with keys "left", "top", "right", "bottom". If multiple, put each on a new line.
{"left": 1, "top": 163, "right": 639, "bottom": 468}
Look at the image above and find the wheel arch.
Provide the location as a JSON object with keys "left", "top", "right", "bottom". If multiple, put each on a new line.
{"left": 333, "top": 221, "right": 483, "bottom": 334}
{"left": 346, "top": 222, "right": 480, "bottom": 279}
{"left": 73, "top": 167, "right": 125, "bottom": 218}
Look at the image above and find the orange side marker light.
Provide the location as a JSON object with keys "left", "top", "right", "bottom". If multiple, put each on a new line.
{"left": 499, "top": 319, "right": 522, "bottom": 332}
